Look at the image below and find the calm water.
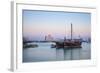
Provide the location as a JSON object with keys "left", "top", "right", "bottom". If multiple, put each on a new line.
{"left": 23, "top": 42, "right": 91, "bottom": 62}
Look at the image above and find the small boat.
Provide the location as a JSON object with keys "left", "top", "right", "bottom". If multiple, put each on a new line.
{"left": 55, "top": 23, "right": 82, "bottom": 48}
{"left": 51, "top": 44, "right": 56, "bottom": 48}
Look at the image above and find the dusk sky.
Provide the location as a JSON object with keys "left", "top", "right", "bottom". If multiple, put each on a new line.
{"left": 23, "top": 10, "right": 91, "bottom": 40}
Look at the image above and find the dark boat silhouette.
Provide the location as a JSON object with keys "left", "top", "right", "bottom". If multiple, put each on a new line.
{"left": 55, "top": 23, "right": 82, "bottom": 48}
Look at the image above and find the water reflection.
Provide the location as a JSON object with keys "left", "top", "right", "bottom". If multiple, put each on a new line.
{"left": 23, "top": 42, "right": 91, "bottom": 62}
{"left": 56, "top": 48, "right": 81, "bottom": 60}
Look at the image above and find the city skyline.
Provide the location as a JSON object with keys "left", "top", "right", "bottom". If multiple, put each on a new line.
{"left": 23, "top": 10, "right": 91, "bottom": 41}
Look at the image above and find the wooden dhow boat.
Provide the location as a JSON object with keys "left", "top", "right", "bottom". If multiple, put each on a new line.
{"left": 55, "top": 23, "right": 82, "bottom": 48}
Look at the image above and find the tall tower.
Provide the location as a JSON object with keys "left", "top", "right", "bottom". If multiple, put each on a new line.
{"left": 45, "top": 36, "right": 47, "bottom": 41}
{"left": 45, "top": 34, "right": 53, "bottom": 41}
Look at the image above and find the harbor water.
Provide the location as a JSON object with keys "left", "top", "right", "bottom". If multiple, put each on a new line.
{"left": 23, "top": 42, "right": 91, "bottom": 62}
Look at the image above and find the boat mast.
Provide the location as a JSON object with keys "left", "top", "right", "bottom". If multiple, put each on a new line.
{"left": 64, "top": 22, "right": 66, "bottom": 41}
{"left": 71, "top": 23, "right": 73, "bottom": 40}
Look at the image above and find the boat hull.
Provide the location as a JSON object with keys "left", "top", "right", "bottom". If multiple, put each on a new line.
{"left": 55, "top": 40, "right": 82, "bottom": 48}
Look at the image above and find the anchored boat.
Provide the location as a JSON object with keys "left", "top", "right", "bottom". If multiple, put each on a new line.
{"left": 55, "top": 23, "right": 82, "bottom": 48}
